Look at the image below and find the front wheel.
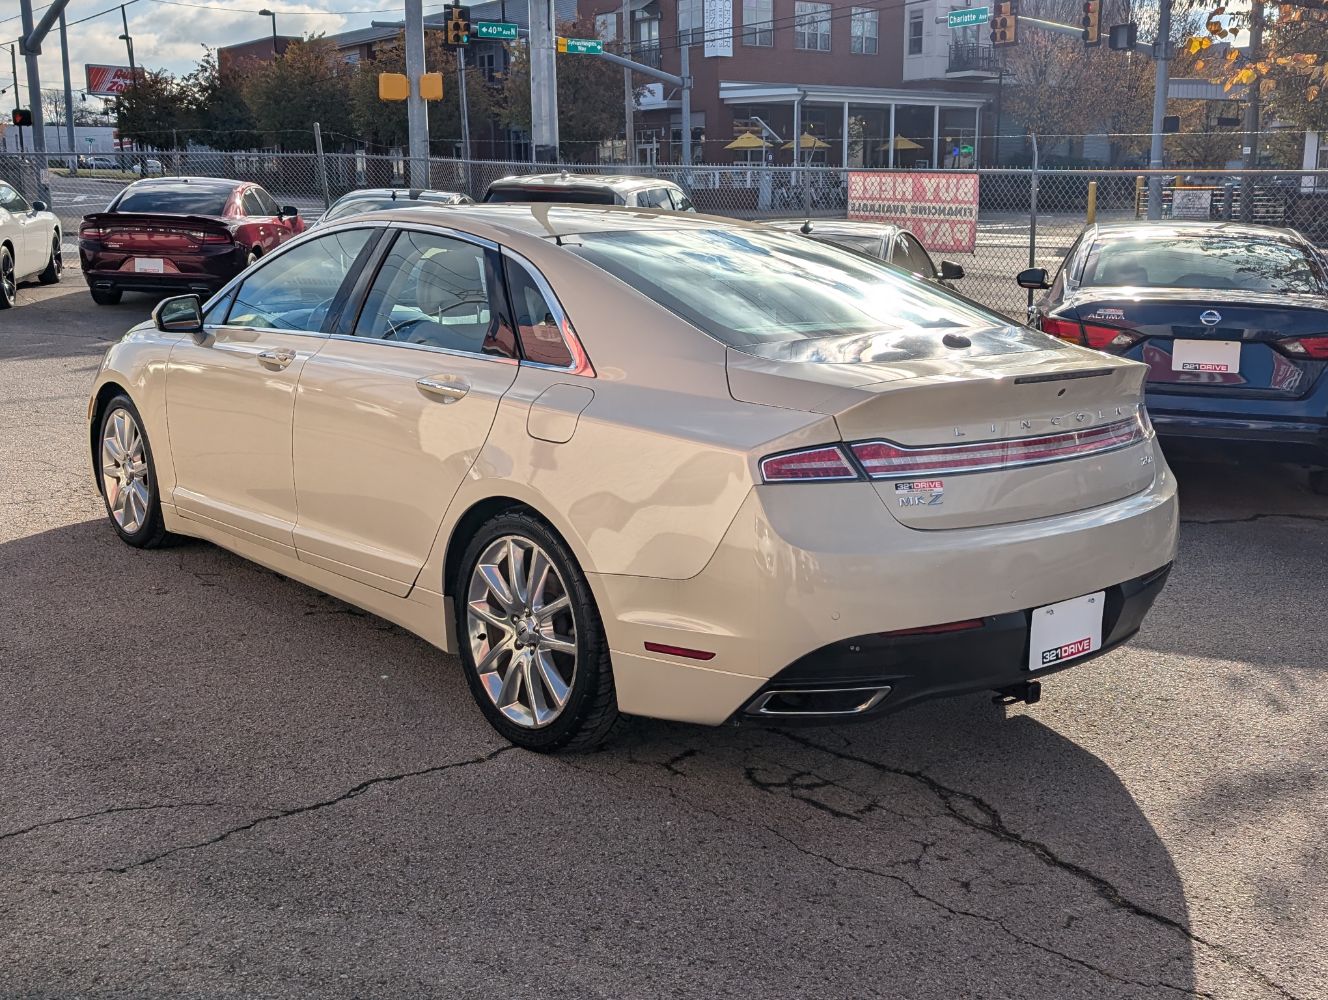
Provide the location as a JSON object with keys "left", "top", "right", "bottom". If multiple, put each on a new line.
{"left": 456, "top": 512, "right": 620, "bottom": 752}
{"left": 97, "top": 395, "right": 174, "bottom": 548}
{"left": 0, "top": 245, "right": 15, "bottom": 308}
{"left": 91, "top": 288, "right": 122, "bottom": 306}
{"left": 38, "top": 235, "right": 62, "bottom": 284}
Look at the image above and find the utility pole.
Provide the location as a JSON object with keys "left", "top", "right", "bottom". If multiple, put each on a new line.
{"left": 1240, "top": 0, "right": 1263, "bottom": 221}
{"left": 621, "top": 0, "right": 633, "bottom": 164}
{"left": 529, "top": 0, "right": 558, "bottom": 162}
{"left": 8, "top": 44, "right": 24, "bottom": 153}
{"left": 18, "top": 0, "right": 51, "bottom": 205}
{"left": 404, "top": 0, "right": 430, "bottom": 186}
{"left": 119, "top": 5, "right": 137, "bottom": 86}
{"left": 59, "top": 10, "right": 75, "bottom": 153}
{"left": 1146, "top": 0, "right": 1172, "bottom": 220}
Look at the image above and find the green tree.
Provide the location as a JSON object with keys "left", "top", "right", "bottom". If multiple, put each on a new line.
{"left": 182, "top": 49, "right": 260, "bottom": 152}
{"left": 501, "top": 17, "right": 626, "bottom": 159}
{"left": 116, "top": 70, "right": 194, "bottom": 149}
{"left": 241, "top": 37, "right": 354, "bottom": 151}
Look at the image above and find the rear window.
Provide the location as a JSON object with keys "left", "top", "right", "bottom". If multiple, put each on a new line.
{"left": 325, "top": 197, "right": 403, "bottom": 221}
{"left": 114, "top": 186, "right": 230, "bottom": 216}
{"left": 1080, "top": 236, "right": 1327, "bottom": 294}
{"left": 567, "top": 228, "right": 1050, "bottom": 363}
{"left": 485, "top": 186, "right": 618, "bottom": 205}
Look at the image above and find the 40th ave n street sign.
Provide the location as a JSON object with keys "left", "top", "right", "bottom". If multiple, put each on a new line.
{"left": 947, "top": 6, "right": 990, "bottom": 28}
{"left": 473, "top": 21, "right": 518, "bottom": 39}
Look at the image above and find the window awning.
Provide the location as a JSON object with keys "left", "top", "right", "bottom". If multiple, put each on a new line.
{"left": 719, "top": 81, "right": 988, "bottom": 109}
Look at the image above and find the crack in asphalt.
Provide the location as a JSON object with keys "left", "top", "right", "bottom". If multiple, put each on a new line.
{"left": 0, "top": 802, "right": 225, "bottom": 845}
{"left": 1180, "top": 513, "right": 1328, "bottom": 526}
{"left": 777, "top": 731, "right": 1304, "bottom": 1000}
{"left": 71, "top": 745, "right": 517, "bottom": 876}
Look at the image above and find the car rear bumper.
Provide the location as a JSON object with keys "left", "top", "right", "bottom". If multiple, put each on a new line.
{"left": 593, "top": 445, "right": 1179, "bottom": 726}
{"left": 80, "top": 243, "right": 245, "bottom": 296}
{"left": 1151, "top": 411, "right": 1328, "bottom": 466}
{"left": 83, "top": 270, "right": 228, "bottom": 296}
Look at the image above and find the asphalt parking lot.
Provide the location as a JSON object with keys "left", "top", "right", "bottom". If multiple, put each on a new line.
{"left": 2, "top": 278, "right": 1325, "bottom": 1000}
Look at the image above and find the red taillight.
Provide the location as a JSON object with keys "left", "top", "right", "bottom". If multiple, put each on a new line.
{"left": 849, "top": 415, "right": 1149, "bottom": 479}
{"left": 760, "top": 445, "right": 859, "bottom": 483}
{"left": 1081, "top": 323, "right": 1143, "bottom": 352}
{"left": 1278, "top": 335, "right": 1328, "bottom": 360}
{"left": 198, "top": 231, "right": 234, "bottom": 244}
{"left": 1039, "top": 317, "right": 1082, "bottom": 342}
{"left": 79, "top": 224, "right": 103, "bottom": 239}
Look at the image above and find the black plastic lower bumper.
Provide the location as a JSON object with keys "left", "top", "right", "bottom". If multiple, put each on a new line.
{"left": 735, "top": 563, "right": 1172, "bottom": 725}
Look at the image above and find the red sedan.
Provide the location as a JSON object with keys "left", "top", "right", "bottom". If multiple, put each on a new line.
{"left": 79, "top": 177, "right": 305, "bottom": 305}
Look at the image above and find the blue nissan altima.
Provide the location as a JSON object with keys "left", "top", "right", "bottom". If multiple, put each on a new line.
{"left": 1021, "top": 221, "right": 1328, "bottom": 494}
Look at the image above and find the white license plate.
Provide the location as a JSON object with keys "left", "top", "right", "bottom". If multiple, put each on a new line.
{"left": 134, "top": 257, "right": 165, "bottom": 274}
{"left": 1172, "top": 339, "right": 1240, "bottom": 374}
{"left": 1029, "top": 591, "right": 1104, "bottom": 671}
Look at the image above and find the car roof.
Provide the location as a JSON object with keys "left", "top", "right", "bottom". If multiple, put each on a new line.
{"left": 485, "top": 173, "right": 680, "bottom": 195}
{"left": 349, "top": 202, "right": 751, "bottom": 242}
{"left": 1088, "top": 220, "right": 1306, "bottom": 244}
{"left": 332, "top": 187, "right": 465, "bottom": 203}
{"left": 126, "top": 176, "right": 244, "bottom": 191}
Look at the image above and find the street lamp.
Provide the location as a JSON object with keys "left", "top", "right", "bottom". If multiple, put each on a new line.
{"left": 258, "top": 10, "right": 279, "bottom": 58}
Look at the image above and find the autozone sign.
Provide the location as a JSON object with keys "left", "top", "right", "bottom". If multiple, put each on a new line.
{"left": 85, "top": 64, "right": 142, "bottom": 96}
{"left": 848, "top": 172, "right": 979, "bottom": 253}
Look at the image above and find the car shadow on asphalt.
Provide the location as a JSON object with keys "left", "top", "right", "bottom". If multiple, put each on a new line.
{"left": 0, "top": 518, "right": 1221, "bottom": 999}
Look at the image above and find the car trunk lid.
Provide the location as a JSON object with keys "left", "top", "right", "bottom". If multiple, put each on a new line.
{"left": 81, "top": 212, "right": 233, "bottom": 253}
{"left": 730, "top": 346, "right": 1156, "bottom": 530}
{"left": 1060, "top": 288, "right": 1328, "bottom": 400}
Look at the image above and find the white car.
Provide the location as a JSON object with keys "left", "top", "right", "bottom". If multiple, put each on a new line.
{"left": 131, "top": 159, "right": 165, "bottom": 177}
{"left": 0, "top": 181, "right": 62, "bottom": 308}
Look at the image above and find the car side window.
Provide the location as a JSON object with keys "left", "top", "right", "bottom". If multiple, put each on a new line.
{"left": 224, "top": 228, "right": 373, "bottom": 332}
{"left": 503, "top": 257, "right": 574, "bottom": 369}
{"left": 636, "top": 188, "right": 672, "bottom": 210}
{"left": 240, "top": 190, "right": 266, "bottom": 217}
{"left": 892, "top": 233, "right": 936, "bottom": 278}
{"left": 252, "top": 188, "right": 280, "bottom": 216}
{"left": 0, "top": 183, "right": 30, "bottom": 213}
{"left": 668, "top": 188, "right": 696, "bottom": 212}
{"left": 353, "top": 230, "right": 516, "bottom": 359}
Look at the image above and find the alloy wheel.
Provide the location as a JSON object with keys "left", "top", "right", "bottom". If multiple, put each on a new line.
{"left": 100, "top": 408, "right": 151, "bottom": 533}
{"left": 52, "top": 239, "right": 63, "bottom": 275}
{"left": 1, "top": 251, "right": 14, "bottom": 303}
{"left": 466, "top": 535, "right": 577, "bottom": 729}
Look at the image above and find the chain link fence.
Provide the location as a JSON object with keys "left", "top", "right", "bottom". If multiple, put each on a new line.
{"left": 4, "top": 149, "right": 1326, "bottom": 320}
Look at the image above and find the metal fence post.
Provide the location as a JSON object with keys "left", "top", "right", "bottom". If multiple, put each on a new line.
{"left": 1027, "top": 133, "right": 1039, "bottom": 316}
{"left": 313, "top": 122, "right": 332, "bottom": 211}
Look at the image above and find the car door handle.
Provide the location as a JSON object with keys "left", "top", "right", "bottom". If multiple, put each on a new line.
{"left": 417, "top": 376, "right": 470, "bottom": 402}
{"left": 257, "top": 349, "right": 296, "bottom": 368}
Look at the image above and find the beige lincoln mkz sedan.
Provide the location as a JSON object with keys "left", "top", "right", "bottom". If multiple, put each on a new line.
{"left": 88, "top": 204, "right": 1178, "bottom": 751}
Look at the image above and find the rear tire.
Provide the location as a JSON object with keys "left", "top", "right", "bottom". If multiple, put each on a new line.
{"left": 91, "top": 288, "right": 122, "bottom": 306}
{"left": 0, "top": 245, "right": 15, "bottom": 309}
{"left": 455, "top": 511, "right": 621, "bottom": 753}
{"left": 1310, "top": 470, "right": 1328, "bottom": 497}
{"left": 38, "top": 234, "right": 62, "bottom": 284}
{"left": 96, "top": 394, "right": 175, "bottom": 549}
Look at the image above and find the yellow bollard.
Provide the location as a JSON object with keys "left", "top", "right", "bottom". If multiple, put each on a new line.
{"left": 1087, "top": 180, "right": 1098, "bottom": 225}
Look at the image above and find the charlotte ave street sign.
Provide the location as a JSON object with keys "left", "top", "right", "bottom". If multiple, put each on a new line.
{"left": 473, "top": 21, "right": 518, "bottom": 40}
{"left": 947, "top": 6, "right": 990, "bottom": 28}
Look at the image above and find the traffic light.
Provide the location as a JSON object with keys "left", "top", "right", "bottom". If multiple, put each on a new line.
{"left": 11, "top": 108, "right": 32, "bottom": 127}
{"left": 990, "top": 0, "right": 1019, "bottom": 47}
{"left": 1108, "top": 22, "right": 1137, "bottom": 50}
{"left": 444, "top": 3, "right": 470, "bottom": 46}
{"left": 1082, "top": 0, "right": 1101, "bottom": 46}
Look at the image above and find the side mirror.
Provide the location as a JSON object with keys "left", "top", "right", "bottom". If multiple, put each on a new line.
{"left": 152, "top": 294, "right": 204, "bottom": 335}
{"left": 940, "top": 260, "right": 965, "bottom": 281}
{"left": 31, "top": 200, "right": 47, "bottom": 212}
{"left": 280, "top": 205, "right": 299, "bottom": 218}
{"left": 1017, "top": 267, "right": 1051, "bottom": 290}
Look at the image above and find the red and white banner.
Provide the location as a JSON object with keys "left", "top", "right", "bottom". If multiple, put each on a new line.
{"left": 85, "top": 64, "right": 142, "bottom": 97}
{"left": 847, "top": 172, "right": 980, "bottom": 254}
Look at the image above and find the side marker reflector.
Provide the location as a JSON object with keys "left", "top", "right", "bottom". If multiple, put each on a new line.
{"left": 644, "top": 642, "right": 716, "bottom": 661}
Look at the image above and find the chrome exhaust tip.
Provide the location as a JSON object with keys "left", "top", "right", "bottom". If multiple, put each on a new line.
{"left": 746, "top": 686, "right": 892, "bottom": 718}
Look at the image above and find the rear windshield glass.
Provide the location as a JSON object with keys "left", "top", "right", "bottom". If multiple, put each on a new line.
{"left": 325, "top": 197, "right": 404, "bottom": 221}
{"left": 567, "top": 228, "right": 1050, "bottom": 363}
{"left": 813, "top": 233, "right": 884, "bottom": 257}
{"left": 485, "top": 187, "right": 618, "bottom": 205}
{"left": 1081, "top": 236, "right": 1327, "bottom": 294}
{"left": 114, "top": 187, "right": 230, "bottom": 216}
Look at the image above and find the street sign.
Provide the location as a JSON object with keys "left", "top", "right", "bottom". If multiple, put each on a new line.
{"left": 557, "top": 37, "right": 603, "bottom": 54}
{"left": 947, "top": 6, "right": 990, "bottom": 28}
{"left": 474, "top": 21, "right": 518, "bottom": 40}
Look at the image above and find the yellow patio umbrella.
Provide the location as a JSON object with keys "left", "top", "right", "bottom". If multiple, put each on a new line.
{"left": 782, "top": 133, "right": 830, "bottom": 150}
{"left": 725, "top": 132, "right": 770, "bottom": 150}
{"left": 881, "top": 135, "right": 924, "bottom": 151}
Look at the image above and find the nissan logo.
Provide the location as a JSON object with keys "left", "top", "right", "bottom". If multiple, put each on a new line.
{"left": 1200, "top": 310, "right": 1222, "bottom": 326}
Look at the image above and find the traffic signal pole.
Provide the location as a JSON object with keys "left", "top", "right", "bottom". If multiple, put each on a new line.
{"left": 404, "top": 0, "right": 431, "bottom": 187}
{"left": 529, "top": 0, "right": 559, "bottom": 162}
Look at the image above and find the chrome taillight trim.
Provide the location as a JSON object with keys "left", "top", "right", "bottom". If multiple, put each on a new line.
{"left": 851, "top": 413, "right": 1150, "bottom": 480}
